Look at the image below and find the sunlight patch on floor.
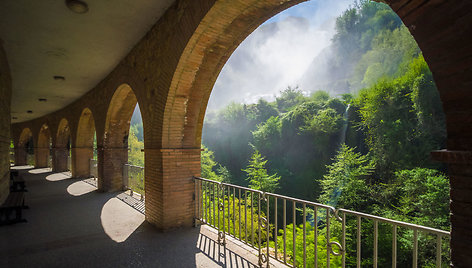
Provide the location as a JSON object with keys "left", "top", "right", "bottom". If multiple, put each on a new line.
{"left": 46, "top": 172, "right": 71, "bottom": 181}
{"left": 67, "top": 181, "right": 97, "bottom": 196}
{"left": 100, "top": 197, "right": 145, "bottom": 243}
{"left": 11, "top": 165, "right": 33, "bottom": 170}
{"left": 29, "top": 168, "right": 52, "bottom": 174}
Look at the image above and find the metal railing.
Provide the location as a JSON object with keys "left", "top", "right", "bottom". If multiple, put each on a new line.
{"left": 194, "top": 177, "right": 450, "bottom": 268}
{"left": 123, "top": 164, "right": 145, "bottom": 198}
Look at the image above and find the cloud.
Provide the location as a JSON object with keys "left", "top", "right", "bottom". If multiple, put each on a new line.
{"left": 207, "top": 0, "right": 354, "bottom": 111}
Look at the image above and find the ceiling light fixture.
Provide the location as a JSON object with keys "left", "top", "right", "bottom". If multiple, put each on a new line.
{"left": 65, "top": 0, "right": 89, "bottom": 14}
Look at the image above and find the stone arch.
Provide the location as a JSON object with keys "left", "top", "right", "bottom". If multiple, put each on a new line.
{"left": 157, "top": 0, "right": 472, "bottom": 249}
{"left": 36, "top": 124, "right": 51, "bottom": 168}
{"left": 54, "top": 118, "right": 71, "bottom": 172}
{"left": 162, "top": 0, "right": 303, "bottom": 149}
{"left": 100, "top": 83, "right": 139, "bottom": 191}
{"left": 15, "top": 128, "right": 33, "bottom": 165}
{"left": 72, "top": 108, "right": 96, "bottom": 178}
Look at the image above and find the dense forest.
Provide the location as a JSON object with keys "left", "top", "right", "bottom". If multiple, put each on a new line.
{"left": 200, "top": 1, "right": 449, "bottom": 266}
{"left": 127, "top": 1, "right": 450, "bottom": 266}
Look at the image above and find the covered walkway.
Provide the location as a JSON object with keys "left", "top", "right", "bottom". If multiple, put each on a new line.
{"left": 1, "top": 167, "right": 280, "bottom": 268}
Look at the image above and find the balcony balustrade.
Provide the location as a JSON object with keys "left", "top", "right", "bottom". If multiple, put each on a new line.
{"left": 194, "top": 177, "right": 450, "bottom": 268}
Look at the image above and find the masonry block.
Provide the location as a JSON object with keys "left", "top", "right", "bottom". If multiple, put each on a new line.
{"left": 71, "top": 147, "right": 93, "bottom": 178}
{"left": 53, "top": 148, "right": 69, "bottom": 172}
{"left": 14, "top": 147, "right": 27, "bottom": 166}
{"left": 145, "top": 148, "right": 200, "bottom": 230}
{"left": 98, "top": 147, "right": 127, "bottom": 192}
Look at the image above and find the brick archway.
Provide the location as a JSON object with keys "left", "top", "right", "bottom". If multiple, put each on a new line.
{"left": 4, "top": 1, "right": 472, "bottom": 264}
{"left": 160, "top": 0, "right": 472, "bottom": 264}
{"left": 72, "top": 108, "right": 96, "bottom": 178}
{"left": 162, "top": 0, "right": 303, "bottom": 149}
{"left": 100, "top": 83, "right": 138, "bottom": 192}
{"left": 54, "top": 118, "right": 71, "bottom": 172}
{"left": 15, "top": 127, "right": 33, "bottom": 166}
{"left": 36, "top": 124, "right": 51, "bottom": 168}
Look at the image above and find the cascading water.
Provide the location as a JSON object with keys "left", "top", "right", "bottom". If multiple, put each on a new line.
{"left": 328, "top": 104, "right": 351, "bottom": 208}
{"left": 312, "top": 104, "right": 351, "bottom": 227}
{"left": 339, "top": 104, "right": 350, "bottom": 146}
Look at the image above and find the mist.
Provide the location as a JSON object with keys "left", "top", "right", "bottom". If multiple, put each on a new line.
{"left": 206, "top": 0, "right": 354, "bottom": 112}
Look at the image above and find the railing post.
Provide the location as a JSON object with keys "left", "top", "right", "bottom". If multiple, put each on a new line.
{"left": 192, "top": 177, "right": 450, "bottom": 268}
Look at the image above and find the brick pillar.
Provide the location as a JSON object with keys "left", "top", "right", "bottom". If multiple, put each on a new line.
{"left": 431, "top": 150, "right": 472, "bottom": 267}
{"left": 14, "top": 147, "right": 26, "bottom": 166}
{"left": 53, "top": 148, "right": 69, "bottom": 172}
{"left": 97, "top": 147, "right": 127, "bottom": 192}
{"left": 71, "top": 147, "right": 93, "bottom": 178}
{"left": 35, "top": 147, "right": 49, "bottom": 168}
{"left": 145, "top": 148, "right": 200, "bottom": 230}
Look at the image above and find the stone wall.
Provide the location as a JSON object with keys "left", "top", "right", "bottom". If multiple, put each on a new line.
{"left": 0, "top": 40, "right": 12, "bottom": 205}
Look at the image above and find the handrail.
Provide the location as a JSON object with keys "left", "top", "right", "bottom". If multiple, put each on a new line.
{"left": 122, "top": 163, "right": 145, "bottom": 198}
{"left": 193, "top": 176, "right": 450, "bottom": 268}
{"left": 124, "top": 163, "right": 144, "bottom": 169}
{"left": 337, "top": 208, "right": 450, "bottom": 236}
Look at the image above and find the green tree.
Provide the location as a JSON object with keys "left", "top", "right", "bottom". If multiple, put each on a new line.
{"left": 128, "top": 125, "right": 144, "bottom": 166}
{"left": 243, "top": 149, "right": 280, "bottom": 192}
{"left": 201, "top": 144, "right": 232, "bottom": 183}
{"left": 319, "top": 145, "right": 375, "bottom": 210}
{"left": 276, "top": 86, "right": 307, "bottom": 113}
{"left": 393, "top": 168, "right": 450, "bottom": 229}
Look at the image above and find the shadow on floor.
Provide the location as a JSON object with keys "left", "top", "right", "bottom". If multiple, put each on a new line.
{"left": 1, "top": 166, "right": 265, "bottom": 268}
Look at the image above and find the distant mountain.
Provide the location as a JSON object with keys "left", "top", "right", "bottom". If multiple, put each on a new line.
{"left": 297, "top": 45, "right": 354, "bottom": 96}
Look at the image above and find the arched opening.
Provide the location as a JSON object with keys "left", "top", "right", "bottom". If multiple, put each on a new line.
{"left": 126, "top": 104, "right": 145, "bottom": 197}
{"left": 16, "top": 128, "right": 33, "bottom": 166}
{"left": 54, "top": 118, "right": 71, "bottom": 172}
{"left": 36, "top": 124, "right": 52, "bottom": 168}
{"left": 73, "top": 108, "right": 97, "bottom": 178}
{"left": 162, "top": 0, "right": 452, "bottom": 266}
{"left": 102, "top": 83, "right": 140, "bottom": 192}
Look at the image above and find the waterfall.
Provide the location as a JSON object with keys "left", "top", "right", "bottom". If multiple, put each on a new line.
{"left": 328, "top": 104, "right": 351, "bottom": 208}
{"left": 339, "top": 104, "right": 350, "bottom": 146}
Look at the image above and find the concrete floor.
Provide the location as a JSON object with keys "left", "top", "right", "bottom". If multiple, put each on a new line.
{"left": 1, "top": 167, "right": 288, "bottom": 268}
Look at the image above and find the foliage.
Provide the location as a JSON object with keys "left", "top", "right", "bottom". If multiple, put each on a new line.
{"left": 393, "top": 168, "right": 450, "bottom": 229}
{"left": 356, "top": 55, "right": 445, "bottom": 178}
{"left": 128, "top": 125, "right": 144, "bottom": 167}
{"left": 300, "top": 108, "right": 342, "bottom": 135}
{"left": 270, "top": 222, "right": 342, "bottom": 267}
{"left": 319, "top": 145, "right": 375, "bottom": 210}
{"left": 201, "top": 145, "right": 232, "bottom": 183}
{"left": 276, "top": 86, "right": 308, "bottom": 113}
{"left": 200, "top": 186, "right": 269, "bottom": 246}
{"left": 243, "top": 149, "right": 280, "bottom": 193}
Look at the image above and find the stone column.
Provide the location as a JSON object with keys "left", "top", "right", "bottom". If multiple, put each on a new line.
{"left": 71, "top": 147, "right": 93, "bottom": 178}
{"left": 431, "top": 150, "right": 472, "bottom": 267}
{"left": 14, "top": 147, "right": 26, "bottom": 166}
{"left": 97, "top": 147, "right": 127, "bottom": 192}
{"left": 35, "top": 147, "right": 49, "bottom": 168}
{"left": 145, "top": 148, "right": 200, "bottom": 230}
{"left": 52, "top": 147, "right": 69, "bottom": 172}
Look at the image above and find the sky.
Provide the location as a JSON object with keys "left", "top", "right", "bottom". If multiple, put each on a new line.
{"left": 206, "top": 0, "right": 354, "bottom": 111}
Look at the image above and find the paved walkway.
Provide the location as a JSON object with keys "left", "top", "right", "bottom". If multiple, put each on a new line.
{"left": 1, "top": 167, "right": 287, "bottom": 268}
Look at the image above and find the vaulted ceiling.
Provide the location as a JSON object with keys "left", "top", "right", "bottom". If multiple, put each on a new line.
{"left": 0, "top": 0, "right": 175, "bottom": 123}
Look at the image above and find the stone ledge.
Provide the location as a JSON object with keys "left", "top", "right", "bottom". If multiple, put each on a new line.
{"left": 431, "top": 149, "right": 472, "bottom": 164}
